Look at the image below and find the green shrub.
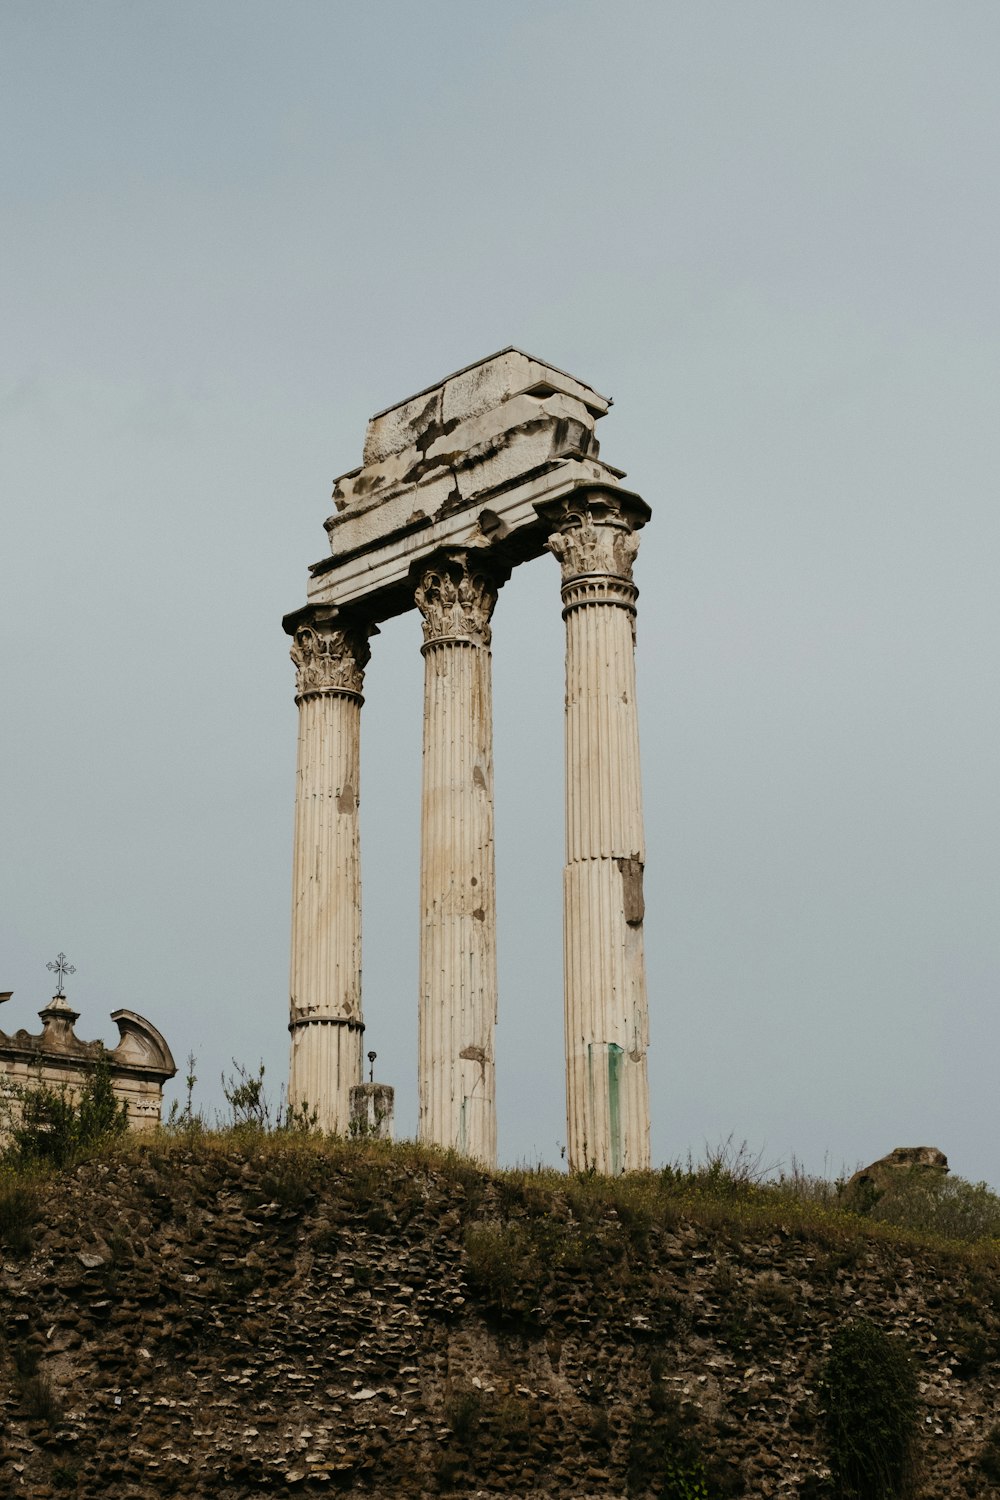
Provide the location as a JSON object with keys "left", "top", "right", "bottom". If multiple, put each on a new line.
{"left": 819, "top": 1319, "right": 918, "bottom": 1500}
{"left": 463, "top": 1220, "right": 542, "bottom": 1316}
{"left": 220, "top": 1060, "right": 273, "bottom": 1130}
{"left": 220, "top": 1060, "right": 319, "bottom": 1134}
{"left": 256, "top": 1149, "right": 321, "bottom": 1209}
{"left": 659, "top": 1455, "right": 711, "bottom": 1500}
{"left": 626, "top": 1375, "right": 713, "bottom": 1500}
{"left": 0, "top": 1175, "right": 40, "bottom": 1256}
{"left": 2, "top": 1052, "right": 128, "bottom": 1169}
{"left": 627, "top": 1412, "right": 710, "bottom": 1498}
{"left": 74, "top": 1054, "right": 129, "bottom": 1146}
{"left": 858, "top": 1173, "right": 1000, "bottom": 1243}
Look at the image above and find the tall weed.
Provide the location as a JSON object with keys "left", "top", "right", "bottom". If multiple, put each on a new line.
{"left": 0, "top": 1173, "right": 40, "bottom": 1256}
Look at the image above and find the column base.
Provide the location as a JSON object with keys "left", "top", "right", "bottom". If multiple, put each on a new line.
{"left": 350, "top": 1082, "right": 395, "bottom": 1141}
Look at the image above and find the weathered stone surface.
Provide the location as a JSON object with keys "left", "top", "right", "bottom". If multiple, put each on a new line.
{"left": 416, "top": 552, "right": 500, "bottom": 1166}
{"left": 298, "top": 349, "right": 626, "bottom": 623}
{"left": 841, "top": 1145, "right": 950, "bottom": 1209}
{"left": 287, "top": 615, "right": 372, "bottom": 1133}
{"left": 1, "top": 1142, "right": 999, "bottom": 1498}
{"left": 544, "top": 490, "right": 651, "bottom": 1175}
{"left": 0, "top": 992, "right": 175, "bottom": 1130}
{"left": 349, "top": 1083, "right": 394, "bottom": 1141}
{"left": 360, "top": 348, "right": 609, "bottom": 468}
{"left": 860, "top": 1145, "right": 950, "bottom": 1176}
{"left": 284, "top": 352, "right": 653, "bottom": 1174}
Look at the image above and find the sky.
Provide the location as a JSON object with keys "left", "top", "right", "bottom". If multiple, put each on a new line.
{"left": 2, "top": 1, "right": 998, "bottom": 1185}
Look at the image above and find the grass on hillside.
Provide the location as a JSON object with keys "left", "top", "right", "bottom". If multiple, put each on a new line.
{"left": 1, "top": 1106, "right": 999, "bottom": 1275}
{"left": 1, "top": 1057, "right": 997, "bottom": 1267}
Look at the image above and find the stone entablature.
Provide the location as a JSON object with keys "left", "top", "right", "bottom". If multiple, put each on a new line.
{"left": 285, "top": 349, "right": 653, "bottom": 1172}
{"left": 299, "top": 346, "right": 644, "bottom": 625}
{"left": 0, "top": 993, "right": 176, "bottom": 1130}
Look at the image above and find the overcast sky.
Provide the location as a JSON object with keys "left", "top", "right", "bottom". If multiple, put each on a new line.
{"left": 2, "top": 1, "right": 998, "bottom": 1186}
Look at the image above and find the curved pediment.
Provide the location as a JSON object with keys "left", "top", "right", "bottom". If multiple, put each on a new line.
{"left": 109, "top": 1010, "right": 177, "bottom": 1077}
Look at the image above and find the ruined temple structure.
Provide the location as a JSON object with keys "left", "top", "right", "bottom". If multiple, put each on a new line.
{"left": 0, "top": 988, "right": 176, "bottom": 1129}
{"left": 284, "top": 350, "right": 652, "bottom": 1172}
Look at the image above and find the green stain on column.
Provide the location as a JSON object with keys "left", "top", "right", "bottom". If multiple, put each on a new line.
{"left": 608, "top": 1044, "right": 623, "bottom": 1175}
{"left": 587, "top": 1042, "right": 595, "bottom": 1156}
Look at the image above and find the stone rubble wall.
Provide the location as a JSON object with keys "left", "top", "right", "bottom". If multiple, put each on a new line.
{"left": 1, "top": 1142, "right": 998, "bottom": 1498}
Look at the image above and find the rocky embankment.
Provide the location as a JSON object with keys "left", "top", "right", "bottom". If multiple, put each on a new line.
{"left": 1, "top": 1137, "right": 999, "bottom": 1497}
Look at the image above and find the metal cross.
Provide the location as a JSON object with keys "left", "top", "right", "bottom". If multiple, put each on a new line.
{"left": 46, "top": 952, "right": 76, "bottom": 996}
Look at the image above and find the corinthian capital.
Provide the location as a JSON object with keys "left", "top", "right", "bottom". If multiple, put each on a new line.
{"left": 546, "top": 499, "right": 641, "bottom": 584}
{"left": 414, "top": 552, "right": 499, "bottom": 647}
{"left": 290, "top": 618, "right": 371, "bottom": 699}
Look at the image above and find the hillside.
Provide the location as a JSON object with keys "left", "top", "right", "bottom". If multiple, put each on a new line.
{"left": 1, "top": 1134, "right": 999, "bottom": 1498}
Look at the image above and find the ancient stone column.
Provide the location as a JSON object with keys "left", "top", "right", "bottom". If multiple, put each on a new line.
{"left": 414, "top": 551, "right": 500, "bottom": 1165}
{"left": 545, "top": 489, "right": 652, "bottom": 1174}
{"left": 287, "top": 611, "right": 371, "bottom": 1132}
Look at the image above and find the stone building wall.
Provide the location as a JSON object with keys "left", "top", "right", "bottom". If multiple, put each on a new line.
{"left": 0, "top": 993, "right": 176, "bottom": 1131}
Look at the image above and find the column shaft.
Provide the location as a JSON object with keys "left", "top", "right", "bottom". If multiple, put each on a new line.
{"left": 287, "top": 618, "right": 370, "bottom": 1132}
{"left": 548, "top": 497, "right": 651, "bottom": 1174}
{"left": 415, "top": 554, "right": 499, "bottom": 1164}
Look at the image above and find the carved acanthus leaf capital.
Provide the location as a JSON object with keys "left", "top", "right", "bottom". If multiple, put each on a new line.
{"left": 546, "top": 501, "right": 641, "bottom": 584}
{"left": 414, "top": 553, "right": 498, "bottom": 647}
{"left": 291, "top": 621, "right": 371, "bottom": 699}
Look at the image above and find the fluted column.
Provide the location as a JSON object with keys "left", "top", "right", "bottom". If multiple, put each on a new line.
{"left": 414, "top": 551, "right": 500, "bottom": 1165}
{"left": 545, "top": 489, "right": 652, "bottom": 1174}
{"left": 287, "top": 612, "right": 371, "bottom": 1132}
